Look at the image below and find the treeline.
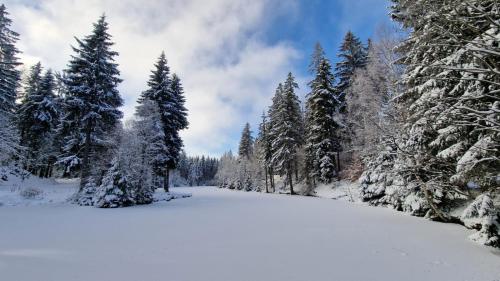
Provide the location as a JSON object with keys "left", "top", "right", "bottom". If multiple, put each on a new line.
{"left": 217, "top": 1, "right": 500, "bottom": 247}
{"left": 0, "top": 6, "right": 189, "bottom": 208}
{"left": 217, "top": 29, "right": 376, "bottom": 193}
{"left": 172, "top": 153, "right": 219, "bottom": 187}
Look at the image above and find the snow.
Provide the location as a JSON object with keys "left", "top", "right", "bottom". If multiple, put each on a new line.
{"left": 0, "top": 176, "right": 78, "bottom": 207}
{"left": 1, "top": 185, "right": 499, "bottom": 281}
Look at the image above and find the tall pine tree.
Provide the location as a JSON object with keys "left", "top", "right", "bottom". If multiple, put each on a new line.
{"left": 60, "top": 15, "right": 123, "bottom": 191}
{"left": 0, "top": 4, "right": 21, "bottom": 170}
{"left": 334, "top": 31, "right": 368, "bottom": 111}
{"left": 18, "top": 64, "right": 59, "bottom": 175}
{"left": 270, "top": 73, "right": 303, "bottom": 194}
{"left": 305, "top": 57, "right": 340, "bottom": 184}
{"left": 142, "top": 53, "right": 188, "bottom": 192}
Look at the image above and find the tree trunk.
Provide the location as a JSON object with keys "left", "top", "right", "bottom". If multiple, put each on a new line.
{"left": 79, "top": 123, "right": 92, "bottom": 190}
{"left": 264, "top": 165, "right": 269, "bottom": 193}
{"left": 337, "top": 151, "right": 341, "bottom": 172}
{"left": 295, "top": 163, "right": 299, "bottom": 181}
{"left": 288, "top": 171, "right": 294, "bottom": 195}
{"left": 164, "top": 169, "right": 170, "bottom": 192}
{"left": 269, "top": 168, "right": 275, "bottom": 192}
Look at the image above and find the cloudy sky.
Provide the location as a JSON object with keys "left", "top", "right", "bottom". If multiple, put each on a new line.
{"left": 5, "top": 0, "right": 391, "bottom": 156}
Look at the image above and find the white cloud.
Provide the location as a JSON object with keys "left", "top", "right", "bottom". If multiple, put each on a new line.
{"left": 5, "top": 0, "right": 300, "bottom": 156}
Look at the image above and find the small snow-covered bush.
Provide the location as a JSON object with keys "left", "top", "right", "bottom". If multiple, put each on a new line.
{"left": 72, "top": 179, "right": 97, "bottom": 206}
{"left": 19, "top": 186, "right": 43, "bottom": 199}
{"left": 461, "top": 194, "right": 500, "bottom": 247}
{"left": 93, "top": 160, "right": 135, "bottom": 208}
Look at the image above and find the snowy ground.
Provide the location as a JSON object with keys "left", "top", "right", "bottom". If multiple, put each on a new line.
{"left": 1, "top": 186, "right": 499, "bottom": 281}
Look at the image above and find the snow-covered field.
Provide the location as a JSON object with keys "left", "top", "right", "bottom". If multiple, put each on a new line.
{"left": 1, "top": 185, "right": 499, "bottom": 281}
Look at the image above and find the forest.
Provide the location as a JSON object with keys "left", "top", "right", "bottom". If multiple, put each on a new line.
{"left": 215, "top": 1, "right": 500, "bottom": 248}
{"left": 0, "top": 0, "right": 498, "bottom": 249}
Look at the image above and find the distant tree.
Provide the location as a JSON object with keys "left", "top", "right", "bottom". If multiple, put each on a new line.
{"left": 238, "top": 122, "right": 253, "bottom": 159}
{"left": 270, "top": 73, "right": 303, "bottom": 194}
{"left": 255, "top": 112, "right": 272, "bottom": 193}
{"left": 308, "top": 42, "right": 326, "bottom": 74}
{"left": 334, "top": 31, "right": 368, "bottom": 111}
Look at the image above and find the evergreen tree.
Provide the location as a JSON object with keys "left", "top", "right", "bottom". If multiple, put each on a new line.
{"left": 0, "top": 4, "right": 20, "bottom": 116}
{"left": 334, "top": 31, "right": 368, "bottom": 112}
{"left": 166, "top": 73, "right": 189, "bottom": 188}
{"left": 18, "top": 62, "right": 43, "bottom": 155}
{"left": 308, "top": 42, "right": 326, "bottom": 74}
{"left": 60, "top": 15, "right": 123, "bottom": 192}
{"left": 0, "top": 4, "right": 21, "bottom": 172}
{"left": 270, "top": 73, "right": 303, "bottom": 194}
{"left": 255, "top": 112, "right": 272, "bottom": 193}
{"left": 142, "top": 52, "right": 188, "bottom": 192}
{"left": 18, "top": 65, "right": 59, "bottom": 175}
{"left": 238, "top": 122, "right": 253, "bottom": 159}
{"left": 305, "top": 57, "right": 339, "bottom": 184}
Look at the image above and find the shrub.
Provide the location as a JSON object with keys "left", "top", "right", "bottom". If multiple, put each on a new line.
{"left": 19, "top": 186, "right": 43, "bottom": 199}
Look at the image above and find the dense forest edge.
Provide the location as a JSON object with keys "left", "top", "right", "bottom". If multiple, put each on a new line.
{"left": 215, "top": 1, "right": 500, "bottom": 248}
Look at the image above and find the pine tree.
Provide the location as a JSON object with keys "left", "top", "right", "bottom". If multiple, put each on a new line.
{"left": 0, "top": 4, "right": 21, "bottom": 173}
{"left": 93, "top": 157, "right": 134, "bottom": 208}
{"left": 270, "top": 73, "right": 303, "bottom": 194}
{"left": 18, "top": 65, "right": 59, "bottom": 175}
{"left": 166, "top": 73, "right": 189, "bottom": 188}
{"left": 305, "top": 57, "right": 340, "bottom": 184}
{"left": 238, "top": 122, "right": 253, "bottom": 159}
{"left": 256, "top": 112, "right": 272, "bottom": 193}
{"left": 142, "top": 52, "right": 188, "bottom": 192}
{"left": 0, "top": 4, "right": 20, "bottom": 116}
{"left": 18, "top": 62, "right": 43, "bottom": 160}
{"left": 134, "top": 96, "right": 161, "bottom": 193}
{"left": 60, "top": 15, "right": 123, "bottom": 193}
{"left": 308, "top": 42, "right": 326, "bottom": 74}
{"left": 334, "top": 31, "right": 368, "bottom": 110}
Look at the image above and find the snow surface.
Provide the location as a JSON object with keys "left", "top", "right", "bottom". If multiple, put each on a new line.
{"left": 1, "top": 185, "right": 499, "bottom": 281}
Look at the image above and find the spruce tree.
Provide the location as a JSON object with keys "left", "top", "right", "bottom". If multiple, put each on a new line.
{"left": 142, "top": 53, "right": 188, "bottom": 192}
{"left": 308, "top": 42, "right": 326, "bottom": 74}
{"left": 18, "top": 62, "right": 43, "bottom": 154}
{"left": 166, "top": 73, "right": 189, "bottom": 188}
{"left": 238, "top": 122, "right": 253, "bottom": 159}
{"left": 334, "top": 31, "right": 368, "bottom": 112}
{"left": 270, "top": 73, "right": 303, "bottom": 194}
{"left": 0, "top": 4, "right": 20, "bottom": 116}
{"left": 305, "top": 58, "right": 340, "bottom": 184}
{"left": 256, "top": 112, "right": 272, "bottom": 193}
{"left": 0, "top": 4, "right": 21, "bottom": 171}
{"left": 60, "top": 15, "right": 123, "bottom": 192}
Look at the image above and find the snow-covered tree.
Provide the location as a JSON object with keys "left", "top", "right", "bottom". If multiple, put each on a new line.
{"left": 59, "top": 15, "right": 123, "bottom": 193}
{"left": 305, "top": 57, "right": 340, "bottom": 184}
{"left": 255, "top": 112, "right": 273, "bottom": 193}
{"left": 360, "top": 0, "right": 499, "bottom": 246}
{"left": 270, "top": 73, "right": 303, "bottom": 194}
{"left": 0, "top": 4, "right": 20, "bottom": 116}
{"left": 141, "top": 53, "right": 188, "bottom": 192}
{"left": 334, "top": 31, "right": 368, "bottom": 112}
{"left": 18, "top": 65, "right": 59, "bottom": 176}
{"left": 93, "top": 157, "right": 135, "bottom": 208}
{"left": 238, "top": 123, "right": 253, "bottom": 159}
{"left": 0, "top": 4, "right": 21, "bottom": 176}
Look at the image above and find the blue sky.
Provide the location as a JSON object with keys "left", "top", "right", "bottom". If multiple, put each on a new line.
{"left": 6, "top": 0, "right": 392, "bottom": 157}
